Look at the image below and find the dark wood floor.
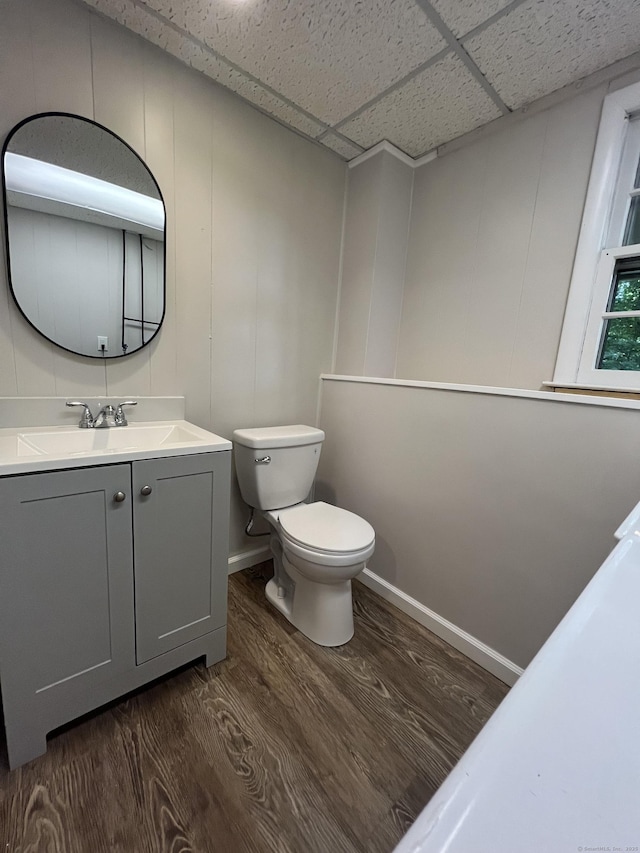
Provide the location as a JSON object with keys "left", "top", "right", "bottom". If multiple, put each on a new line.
{"left": 0, "top": 563, "right": 508, "bottom": 853}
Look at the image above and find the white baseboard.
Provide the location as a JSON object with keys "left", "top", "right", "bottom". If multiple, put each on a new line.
{"left": 359, "top": 568, "right": 523, "bottom": 686}
{"left": 228, "top": 544, "right": 271, "bottom": 575}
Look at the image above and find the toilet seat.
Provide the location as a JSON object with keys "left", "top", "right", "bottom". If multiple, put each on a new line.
{"left": 282, "top": 534, "right": 375, "bottom": 569}
{"left": 273, "top": 501, "right": 375, "bottom": 567}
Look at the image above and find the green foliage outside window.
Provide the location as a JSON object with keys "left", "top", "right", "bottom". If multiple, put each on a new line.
{"left": 599, "top": 269, "right": 640, "bottom": 370}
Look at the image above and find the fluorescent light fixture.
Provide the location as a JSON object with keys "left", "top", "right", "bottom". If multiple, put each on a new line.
{"left": 4, "top": 152, "right": 164, "bottom": 239}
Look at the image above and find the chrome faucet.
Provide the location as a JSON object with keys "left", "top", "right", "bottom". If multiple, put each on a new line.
{"left": 114, "top": 401, "right": 137, "bottom": 426}
{"left": 93, "top": 404, "right": 117, "bottom": 429}
{"left": 66, "top": 401, "right": 95, "bottom": 428}
{"left": 66, "top": 400, "right": 137, "bottom": 428}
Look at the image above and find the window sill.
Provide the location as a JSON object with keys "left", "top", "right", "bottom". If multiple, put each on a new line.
{"left": 542, "top": 381, "right": 640, "bottom": 400}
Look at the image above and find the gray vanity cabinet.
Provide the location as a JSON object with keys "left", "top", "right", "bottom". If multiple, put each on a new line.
{"left": 0, "top": 450, "right": 230, "bottom": 769}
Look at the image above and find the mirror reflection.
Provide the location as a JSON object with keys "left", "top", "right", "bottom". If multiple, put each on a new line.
{"left": 2, "top": 113, "right": 165, "bottom": 358}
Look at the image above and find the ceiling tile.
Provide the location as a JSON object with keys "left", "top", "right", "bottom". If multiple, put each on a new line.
{"left": 317, "top": 133, "right": 364, "bottom": 160}
{"left": 338, "top": 53, "right": 502, "bottom": 157}
{"left": 187, "top": 50, "right": 328, "bottom": 138}
{"left": 430, "top": 0, "right": 516, "bottom": 38}
{"left": 83, "top": 0, "right": 326, "bottom": 138}
{"left": 138, "top": 0, "right": 447, "bottom": 125}
{"left": 465, "top": 0, "right": 640, "bottom": 109}
{"left": 83, "top": 0, "right": 127, "bottom": 17}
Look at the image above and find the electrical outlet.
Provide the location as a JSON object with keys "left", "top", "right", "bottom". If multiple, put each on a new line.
{"left": 97, "top": 336, "right": 108, "bottom": 352}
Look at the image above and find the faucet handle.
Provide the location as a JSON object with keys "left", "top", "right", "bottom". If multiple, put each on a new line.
{"left": 114, "top": 400, "right": 137, "bottom": 426}
{"left": 66, "top": 401, "right": 95, "bottom": 428}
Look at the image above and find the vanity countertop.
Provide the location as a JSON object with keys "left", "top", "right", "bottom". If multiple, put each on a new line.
{"left": 0, "top": 420, "right": 231, "bottom": 476}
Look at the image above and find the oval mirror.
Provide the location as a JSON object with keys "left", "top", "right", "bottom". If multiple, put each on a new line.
{"left": 1, "top": 113, "right": 165, "bottom": 358}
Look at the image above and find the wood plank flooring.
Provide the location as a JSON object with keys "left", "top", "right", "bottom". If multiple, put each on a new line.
{"left": 0, "top": 563, "right": 508, "bottom": 852}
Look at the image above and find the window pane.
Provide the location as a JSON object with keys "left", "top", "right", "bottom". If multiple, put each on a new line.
{"left": 623, "top": 197, "right": 640, "bottom": 246}
{"left": 598, "top": 317, "right": 640, "bottom": 370}
{"left": 609, "top": 266, "right": 640, "bottom": 310}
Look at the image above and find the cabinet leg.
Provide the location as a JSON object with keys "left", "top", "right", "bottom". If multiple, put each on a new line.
{"left": 5, "top": 725, "right": 48, "bottom": 770}
{"left": 204, "top": 629, "right": 226, "bottom": 669}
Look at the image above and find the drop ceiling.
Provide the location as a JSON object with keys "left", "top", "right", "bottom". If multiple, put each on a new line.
{"left": 80, "top": 0, "right": 640, "bottom": 161}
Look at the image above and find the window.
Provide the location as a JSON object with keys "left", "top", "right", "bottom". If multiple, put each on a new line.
{"left": 597, "top": 256, "right": 640, "bottom": 371}
{"left": 554, "top": 80, "right": 640, "bottom": 390}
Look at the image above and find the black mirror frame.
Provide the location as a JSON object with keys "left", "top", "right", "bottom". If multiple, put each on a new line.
{"left": 1, "top": 111, "right": 167, "bottom": 359}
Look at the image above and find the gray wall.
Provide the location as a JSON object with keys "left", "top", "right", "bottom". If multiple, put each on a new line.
{"left": 396, "top": 85, "right": 605, "bottom": 389}
{"left": 335, "top": 150, "right": 413, "bottom": 377}
{"left": 335, "top": 85, "right": 614, "bottom": 390}
{"left": 0, "top": 0, "right": 346, "bottom": 554}
{"left": 318, "top": 378, "right": 640, "bottom": 669}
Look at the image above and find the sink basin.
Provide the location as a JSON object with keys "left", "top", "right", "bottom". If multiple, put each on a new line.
{"left": 0, "top": 434, "right": 43, "bottom": 459}
{"left": 0, "top": 420, "right": 231, "bottom": 475}
{"left": 22, "top": 423, "right": 205, "bottom": 455}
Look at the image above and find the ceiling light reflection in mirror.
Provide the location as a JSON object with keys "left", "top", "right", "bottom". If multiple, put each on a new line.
{"left": 5, "top": 153, "right": 164, "bottom": 239}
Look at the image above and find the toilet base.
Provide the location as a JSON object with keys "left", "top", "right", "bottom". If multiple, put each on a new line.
{"left": 265, "top": 577, "right": 292, "bottom": 619}
{"left": 265, "top": 561, "right": 355, "bottom": 647}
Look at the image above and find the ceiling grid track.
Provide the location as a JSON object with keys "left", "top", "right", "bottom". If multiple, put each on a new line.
{"left": 327, "top": 0, "right": 535, "bottom": 139}
{"left": 411, "top": 0, "right": 510, "bottom": 114}
{"left": 326, "top": 46, "right": 451, "bottom": 137}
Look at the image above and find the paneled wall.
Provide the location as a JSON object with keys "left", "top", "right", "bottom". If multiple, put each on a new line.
{"left": 318, "top": 377, "right": 640, "bottom": 670}
{"left": 0, "top": 0, "right": 346, "bottom": 552}
{"left": 396, "top": 86, "right": 606, "bottom": 389}
{"left": 334, "top": 150, "right": 414, "bottom": 377}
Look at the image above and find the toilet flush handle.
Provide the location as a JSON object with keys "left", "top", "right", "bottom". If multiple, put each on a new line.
{"left": 255, "top": 456, "right": 271, "bottom": 464}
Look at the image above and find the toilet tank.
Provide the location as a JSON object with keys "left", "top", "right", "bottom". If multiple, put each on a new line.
{"left": 232, "top": 425, "right": 325, "bottom": 510}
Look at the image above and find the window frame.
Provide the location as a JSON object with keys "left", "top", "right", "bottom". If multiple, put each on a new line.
{"left": 554, "top": 79, "right": 640, "bottom": 391}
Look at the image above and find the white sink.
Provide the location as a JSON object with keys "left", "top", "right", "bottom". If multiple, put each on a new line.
{"left": 0, "top": 420, "right": 231, "bottom": 475}
{"left": 22, "top": 423, "right": 205, "bottom": 455}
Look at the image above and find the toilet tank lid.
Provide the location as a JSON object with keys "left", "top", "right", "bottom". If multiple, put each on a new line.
{"left": 232, "top": 425, "right": 325, "bottom": 449}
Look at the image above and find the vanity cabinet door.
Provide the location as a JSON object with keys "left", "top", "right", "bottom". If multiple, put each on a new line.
{"left": 132, "top": 451, "right": 230, "bottom": 664}
{"left": 0, "top": 465, "right": 135, "bottom": 726}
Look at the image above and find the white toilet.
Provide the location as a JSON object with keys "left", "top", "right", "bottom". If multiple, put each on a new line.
{"left": 232, "top": 425, "right": 375, "bottom": 646}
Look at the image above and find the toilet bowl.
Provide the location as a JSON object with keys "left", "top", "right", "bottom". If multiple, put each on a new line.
{"left": 264, "top": 501, "right": 375, "bottom": 645}
{"left": 232, "top": 425, "right": 376, "bottom": 646}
